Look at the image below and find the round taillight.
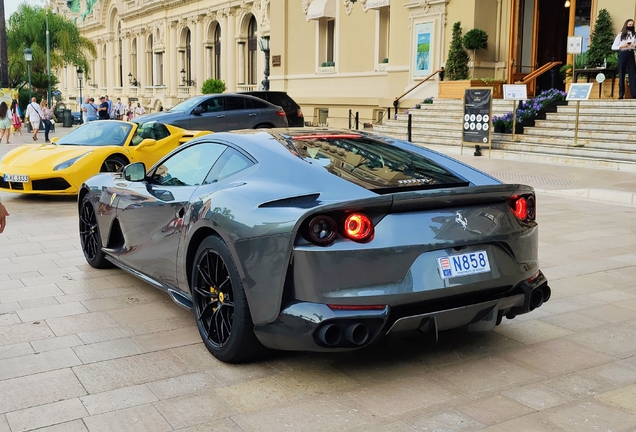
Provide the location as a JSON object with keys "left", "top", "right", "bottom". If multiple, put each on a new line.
{"left": 307, "top": 215, "right": 338, "bottom": 246}
{"left": 343, "top": 213, "right": 373, "bottom": 242}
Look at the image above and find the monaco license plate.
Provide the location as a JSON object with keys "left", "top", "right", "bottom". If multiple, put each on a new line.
{"left": 3, "top": 174, "right": 29, "bottom": 183}
{"left": 438, "top": 250, "right": 491, "bottom": 279}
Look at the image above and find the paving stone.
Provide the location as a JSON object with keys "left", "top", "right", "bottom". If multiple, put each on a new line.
{"left": 215, "top": 376, "right": 299, "bottom": 413}
{"left": 80, "top": 384, "right": 158, "bottom": 415}
{"left": 82, "top": 404, "right": 172, "bottom": 432}
{"left": 154, "top": 390, "right": 237, "bottom": 429}
{"left": 5, "top": 398, "right": 88, "bottom": 432}
{"left": 146, "top": 372, "right": 221, "bottom": 400}
{"left": 0, "top": 347, "right": 82, "bottom": 381}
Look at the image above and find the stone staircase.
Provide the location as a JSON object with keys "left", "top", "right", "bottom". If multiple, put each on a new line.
{"left": 372, "top": 99, "right": 636, "bottom": 171}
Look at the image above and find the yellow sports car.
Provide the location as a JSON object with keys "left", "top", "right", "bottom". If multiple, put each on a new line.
{"left": 0, "top": 120, "right": 210, "bottom": 195}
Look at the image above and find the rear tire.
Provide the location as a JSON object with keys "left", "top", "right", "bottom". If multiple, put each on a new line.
{"left": 79, "top": 195, "right": 113, "bottom": 269}
{"left": 254, "top": 123, "right": 274, "bottom": 129}
{"left": 190, "top": 236, "right": 263, "bottom": 363}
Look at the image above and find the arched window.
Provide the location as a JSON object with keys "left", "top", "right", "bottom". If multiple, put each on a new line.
{"left": 247, "top": 16, "right": 257, "bottom": 85}
{"left": 214, "top": 25, "right": 221, "bottom": 79}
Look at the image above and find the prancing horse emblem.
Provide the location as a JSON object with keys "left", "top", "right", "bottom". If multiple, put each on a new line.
{"left": 455, "top": 211, "right": 468, "bottom": 230}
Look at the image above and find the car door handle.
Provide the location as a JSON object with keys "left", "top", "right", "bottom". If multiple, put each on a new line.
{"left": 248, "top": 113, "right": 257, "bottom": 116}
{"left": 216, "top": 115, "right": 225, "bottom": 118}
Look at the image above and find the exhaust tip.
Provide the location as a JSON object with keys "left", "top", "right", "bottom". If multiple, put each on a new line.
{"left": 317, "top": 323, "right": 342, "bottom": 347}
{"left": 345, "top": 323, "right": 369, "bottom": 346}
{"left": 542, "top": 286, "right": 552, "bottom": 302}
{"left": 530, "top": 288, "right": 544, "bottom": 310}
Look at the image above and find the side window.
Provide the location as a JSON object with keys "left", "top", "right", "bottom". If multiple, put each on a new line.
{"left": 224, "top": 97, "right": 246, "bottom": 111}
{"left": 198, "top": 98, "right": 223, "bottom": 113}
{"left": 151, "top": 143, "right": 227, "bottom": 187}
{"left": 205, "top": 148, "right": 254, "bottom": 184}
{"left": 131, "top": 122, "right": 166, "bottom": 146}
{"left": 246, "top": 98, "right": 269, "bottom": 109}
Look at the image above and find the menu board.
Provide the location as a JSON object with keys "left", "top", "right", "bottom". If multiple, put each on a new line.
{"left": 463, "top": 88, "right": 492, "bottom": 145}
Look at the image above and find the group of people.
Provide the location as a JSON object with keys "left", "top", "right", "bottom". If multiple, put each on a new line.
{"left": 0, "top": 97, "right": 55, "bottom": 144}
{"left": 80, "top": 95, "right": 145, "bottom": 123}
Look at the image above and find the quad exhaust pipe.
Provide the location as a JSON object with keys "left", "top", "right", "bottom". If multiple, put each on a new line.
{"left": 529, "top": 286, "right": 552, "bottom": 311}
{"left": 316, "top": 322, "right": 370, "bottom": 347}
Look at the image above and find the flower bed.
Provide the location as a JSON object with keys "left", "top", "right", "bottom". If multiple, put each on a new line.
{"left": 493, "top": 89, "right": 567, "bottom": 134}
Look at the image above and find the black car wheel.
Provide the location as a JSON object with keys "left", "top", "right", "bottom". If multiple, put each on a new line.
{"left": 79, "top": 195, "right": 112, "bottom": 269}
{"left": 254, "top": 123, "right": 274, "bottom": 129}
{"left": 100, "top": 155, "right": 128, "bottom": 173}
{"left": 191, "top": 236, "right": 262, "bottom": 363}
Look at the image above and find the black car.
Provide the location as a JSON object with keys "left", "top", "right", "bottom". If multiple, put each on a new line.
{"left": 241, "top": 91, "right": 304, "bottom": 127}
{"left": 71, "top": 112, "right": 82, "bottom": 125}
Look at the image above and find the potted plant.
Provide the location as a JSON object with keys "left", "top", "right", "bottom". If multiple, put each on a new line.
{"left": 439, "top": 23, "right": 504, "bottom": 98}
{"left": 463, "top": 28, "right": 488, "bottom": 77}
{"left": 586, "top": 9, "right": 614, "bottom": 68}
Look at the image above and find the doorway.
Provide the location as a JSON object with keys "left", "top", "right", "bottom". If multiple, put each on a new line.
{"left": 509, "top": 0, "right": 573, "bottom": 94}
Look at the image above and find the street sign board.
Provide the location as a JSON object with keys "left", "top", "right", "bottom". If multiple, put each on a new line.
{"left": 567, "top": 36, "right": 583, "bottom": 54}
{"left": 462, "top": 88, "right": 492, "bottom": 145}
{"left": 566, "top": 83, "right": 593, "bottom": 101}
{"left": 503, "top": 84, "right": 528, "bottom": 101}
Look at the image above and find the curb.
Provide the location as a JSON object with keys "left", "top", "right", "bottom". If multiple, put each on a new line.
{"left": 536, "top": 188, "right": 636, "bottom": 206}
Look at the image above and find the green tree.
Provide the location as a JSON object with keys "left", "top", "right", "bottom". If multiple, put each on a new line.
{"left": 6, "top": 3, "right": 96, "bottom": 87}
{"left": 445, "top": 22, "right": 470, "bottom": 81}
{"left": 201, "top": 79, "right": 226, "bottom": 94}
{"left": 587, "top": 9, "right": 614, "bottom": 67}
{"left": 0, "top": 0, "right": 8, "bottom": 87}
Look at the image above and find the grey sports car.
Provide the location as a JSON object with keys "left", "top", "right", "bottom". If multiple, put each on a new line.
{"left": 78, "top": 129, "right": 550, "bottom": 363}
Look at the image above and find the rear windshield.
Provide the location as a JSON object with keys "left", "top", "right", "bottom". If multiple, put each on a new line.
{"left": 287, "top": 134, "right": 468, "bottom": 193}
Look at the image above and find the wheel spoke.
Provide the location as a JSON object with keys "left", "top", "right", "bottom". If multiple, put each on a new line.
{"left": 196, "top": 263, "right": 215, "bottom": 288}
{"left": 194, "top": 285, "right": 215, "bottom": 299}
{"left": 218, "top": 276, "right": 230, "bottom": 291}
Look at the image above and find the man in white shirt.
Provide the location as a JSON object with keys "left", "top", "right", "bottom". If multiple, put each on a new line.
{"left": 25, "top": 97, "right": 44, "bottom": 141}
{"left": 134, "top": 102, "right": 146, "bottom": 117}
{"left": 114, "top": 98, "right": 125, "bottom": 120}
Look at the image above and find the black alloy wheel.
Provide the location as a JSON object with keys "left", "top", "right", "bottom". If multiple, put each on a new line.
{"left": 191, "top": 236, "right": 262, "bottom": 363}
{"left": 79, "top": 195, "right": 112, "bottom": 269}
{"left": 100, "top": 155, "right": 128, "bottom": 173}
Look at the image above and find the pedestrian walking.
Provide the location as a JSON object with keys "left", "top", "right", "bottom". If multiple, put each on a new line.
{"left": 612, "top": 19, "right": 636, "bottom": 99}
{"left": 25, "top": 97, "right": 44, "bottom": 141}
{"left": 98, "top": 96, "right": 110, "bottom": 120}
{"left": 10, "top": 99, "right": 22, "bottom": 136}
{"left": 0, "top": 199, "right": 8, "bottom": 233}
{"left": 0, "top": 102, "right": 11, "bottom": 144}
{"left": 125, "top": 101, "right": 134, "bottom": 121}
{"left": 41, "top": 100, "right": 54, "bottom": 143}
{"left": 114, "top": 98, "right": 125, "bottom": 120}
{"left": 134, "top": 102, "right": 146, "bottom": 117}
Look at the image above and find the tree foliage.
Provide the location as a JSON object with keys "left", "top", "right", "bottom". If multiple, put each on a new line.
{"left": 6, "top": 3, "right": 96, "bottom": 87}
{"left": 587, "top": 9, "right": 614, "bottom": 67}
{"left": 445, "top": 22, "right": 470, "bottom": 81}
{"left": 463, "top": 29, "right": 488, "bottom": 51}
{"left": 201, "top": 79, "right": 226, "bottom": 94}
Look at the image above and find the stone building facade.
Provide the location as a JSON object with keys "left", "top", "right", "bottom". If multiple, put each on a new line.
{"left": 57, "top": 0, "right": 633, "bottom": 127}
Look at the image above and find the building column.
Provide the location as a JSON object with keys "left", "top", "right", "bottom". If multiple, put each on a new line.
{"left": 137, "top": 32, "right": 147, "bottom": 90}
{"left": 122, "top": 35, "right": 131, "bottom": 92}
{"left": 224, "top": 10, "right": 236, "bottom": 91}
{"left": 195, "top": 17, "right": 205, "bottom": 88}
{"left": 237, "top": 42, "right": 246, "bottom": 85}
{"left": 106, "top": 38, "right": 114, "bottom": 92}
{"left": 169, "top": 21, "right": 178, "bottom": 96}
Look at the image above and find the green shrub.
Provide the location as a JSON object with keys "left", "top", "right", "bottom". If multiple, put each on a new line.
{"left": 587, "top": 9, "right": 614, "bottom": 67}
{"left": 201, "top": 79, "right": 226, "bottom": 94}
{"left": 445, "top": 22, "right": 470, "bottom": 81}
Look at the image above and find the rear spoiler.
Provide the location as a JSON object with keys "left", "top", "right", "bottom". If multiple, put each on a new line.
{"left": 179, "top": 130, "right": 212, "bottom": 144}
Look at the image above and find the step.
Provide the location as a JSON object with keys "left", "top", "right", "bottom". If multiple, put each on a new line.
{"left": 492, "top": 140, "right": 636, "bottom": 163}
{"left": 557, "top": 106, "right": 636, "bottom": 115}
{"left": 544, "top": 114, "right": 636, "bottom": 123}
{"left": 534, "top": 120, "right": 636, "bottom": 133}
{"left": 524, "top": 127, "right": 634, "bottom": 142}
{"left": 506, "top": 133, "right": 636, "bottom": 150}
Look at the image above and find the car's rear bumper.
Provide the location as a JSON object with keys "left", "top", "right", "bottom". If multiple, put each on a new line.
{"left": 253, "top": 271, "right": 550, "bottom": 352}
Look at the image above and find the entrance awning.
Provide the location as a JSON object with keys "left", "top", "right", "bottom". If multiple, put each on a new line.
{"left": 307, "top": 0, "right": 336, "bottom": 20}
{"left": 366, "top": 0, "right": 390, "bottom": 9}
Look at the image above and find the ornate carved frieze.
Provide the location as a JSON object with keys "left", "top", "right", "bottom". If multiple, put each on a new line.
{"left": 343, "top": 0, "right": 354, "bottom": 15}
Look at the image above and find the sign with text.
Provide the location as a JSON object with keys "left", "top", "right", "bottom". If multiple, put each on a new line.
{"left": 566, "top": 83, "right": 593, "bottom": 101}
{"left": 567, "top": 36, "right": 583, "bottom": 54}
{"left": 463, "top": 88, "right": 492, "bottom": 145}
{"left": 503, "top": 84, "right": 528, "bottom": 101}
{"left": 272, "top": 55, "right": 281, "bottom": 67}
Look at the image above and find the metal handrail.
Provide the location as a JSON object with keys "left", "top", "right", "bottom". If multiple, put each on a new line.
{"left": 393, "top": 68, "right": 444, "bottom": 113}
{"left": 516, "top": 61, "right": 562, "bottom": 84}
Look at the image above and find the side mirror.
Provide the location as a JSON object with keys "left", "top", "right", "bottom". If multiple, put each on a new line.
{"left": 123, "top": 162, "right": 146, "bottom": 182}
{"left": 192, "top": 107, "right": 204, "bottom": 116}
{"left": 50, "top": 137, "right": 59, "bottom": 144}
{"left": 136, "top": 138, "right": 157, "bottom": 150}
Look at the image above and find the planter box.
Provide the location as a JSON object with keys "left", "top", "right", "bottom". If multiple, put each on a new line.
{"left": 438, "top": 80, "right": 505, "bottom": 99}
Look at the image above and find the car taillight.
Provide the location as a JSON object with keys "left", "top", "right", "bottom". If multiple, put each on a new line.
{"left": 277, "top": 110, "right": 287, "bottom": 117}
{"left": 343, "top": 213, "right": 373, "bottom": 242}
{"left": 297, "top": 108, "right": 304, "bottom": 118}
{"left": 306, "top": 215, "right": 338, "bottom": 246}
{"left": 510, "top": 194, "right": 536, "bottom": 222}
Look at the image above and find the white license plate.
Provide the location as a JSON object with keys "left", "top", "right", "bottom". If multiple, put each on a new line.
{"left": 3, "top": 174, "right": 29, "bottom": 183}
{"left": 438, "top": 250, "right": 491, "bottom": 279}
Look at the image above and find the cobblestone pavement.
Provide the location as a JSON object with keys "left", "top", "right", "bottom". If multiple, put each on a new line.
{"left": 1, "top": 129, "right": 636, "bottom": 431}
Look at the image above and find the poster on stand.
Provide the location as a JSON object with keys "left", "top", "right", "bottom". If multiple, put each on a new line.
{"left": 462, "top": 88, "right": 492, "bottom": 145}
